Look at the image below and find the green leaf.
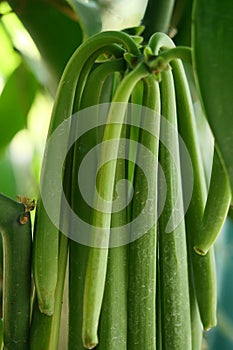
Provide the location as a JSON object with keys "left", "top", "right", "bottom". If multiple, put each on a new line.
{"left": 143, "top": 0, "right": 175, "bottom": 41}
{"left": 0, "top": 150, "right": 18, "bottom": 199}
{"left": 173, "top": 0, "right": 193, "bottom": 46}
{"left": 68, "top": 0, "right": 102, "bottom": 38}
{"left": 192, "top": 0, "right": 233, "bottom": 194}
{"left": 0, "top": 22, "right": 20, "bottom": 78}
{"left": 7, "top": 0, "right": 83, "bottom": 90}
{"left": 0, "top": 63, "right": 38, "bottom": 151}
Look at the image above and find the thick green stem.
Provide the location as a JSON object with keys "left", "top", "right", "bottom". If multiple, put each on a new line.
{"left": 0, "top": 193, "right": 32, "bottom": 350}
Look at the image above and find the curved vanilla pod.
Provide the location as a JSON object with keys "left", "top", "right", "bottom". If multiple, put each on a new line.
{"left": 170, "top": 59, "right": 231, "bottom": 255}
{"left": 192, "top": 247, "right": 217, "bottom": 331}
{"left": 82, "top": 62, "right": 151, "bottom": 349}
{"left": 33, "top": 30, "right": 139, "bottom": 316}
{"left": 80, "top": 59, "right": 125, "bottom": 109}
{"left": 68, "top": 59, "right": 126, "bottom": 350}
{"left": 127, "top": 75, "right": 160, "bottom": 350}
{"left": 0, "top": 193, "right": 31, "bottom": 350}
{"left": 148, "top": 32, "right": 192, "bottom": 63}
{"left": 170, "top": 59, "right": 217, "bottom": 330}
{"left": 158, "top": 69, "right": 192, "bottom": 350}
{"left": 194, "top": 148, "right": 231, "bottom": 255}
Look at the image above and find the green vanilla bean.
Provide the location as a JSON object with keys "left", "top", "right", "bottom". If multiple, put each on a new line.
{"left": 194, "top": 148, "right": 231, "bottom": 255}
{"left": 127, "top": 75, "right": 160, "bottom": 350}
{"left": 158, "top": 69, "right": 191, "bottom": 350}
{"left": 97, "top": 155, "right": 128, "bottom": 349}
{"left": 188, "top": 269, "right": 203, "bottom": 350}
{"left": 30, "top": 142, "right": 71, "bottom": 350}
{"left": 30, "top": 233, "right": 68, "bottom": 350}
{"left": 191, "top": 248, "right": 217, "bottom": 331}
{"left": 82, "top": 62, "right": 151, "bottom": 349}
{"left": 171, "top": 59, "right": 231, "bottom": 255}
{"left": 156, "top": 260, "right": 162, "bottom": 350}
{"left": 127, "top": 80, "right": 144, "bottom": 185}
{"left": 69, "top": 59, "right": 126, "bottom": 350}
{"left": 147, "top": 30, "right": 191, "bottom": 350}
{"left": 97, "top": 241, "right": 128, "bottom": 350}
{"left": 80, "top": 59, "right": 126, "bottom": 109}
{"left": 170, "top": 58, "right": 217, "bottom": 330}
{"left": 93, "top": 71, "right": 128, "bottom": 349}
{"left": 33, "top": 30, "right": 139, "bottom": 316}
{"left": 0, "top": 193, "right": 32, "bottom": 350}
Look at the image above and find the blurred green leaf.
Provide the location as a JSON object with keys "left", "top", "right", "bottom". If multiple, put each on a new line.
{"left": 192, "top": 0, "right": 233, "bottom": 195}
{"left": 7, "top": 0, "right": 83, "bottom": 91}
{"left": 0, "top": 62, "right": 38, "bottom": 151}
{"left": 0, "top": 22, "right": 20, "bottom": 79}
{"left": 0, "top": 6, "right": 48, "bottom": 91}
{"left": 68, "top": 0, "right": 101, "bottom": 38}
{"left": 0, "top": 150, "right": 17, "bottom": 198}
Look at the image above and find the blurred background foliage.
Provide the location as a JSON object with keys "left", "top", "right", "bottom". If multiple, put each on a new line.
{"left": 0, "top": 1, "right": 51, "bottom": 201}
{"left": 0, "top": 1, "right": 232, "bottom": 349}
